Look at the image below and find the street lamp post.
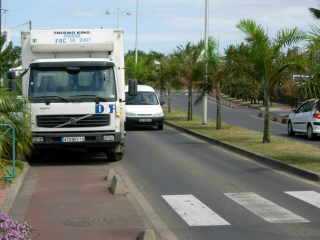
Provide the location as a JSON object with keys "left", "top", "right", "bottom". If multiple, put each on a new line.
{"left": 202, "top": 0, "right": 209, "bottom": 125}
{"left": 134, "top": 0, "right": 140, "bottom": 79}
{"left": 105, "top": 9, "right": 131, "bottom": 29}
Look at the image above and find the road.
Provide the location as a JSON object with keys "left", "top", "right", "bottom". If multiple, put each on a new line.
{"left": 8, "top": 127, "right": 320, "bottom": 240}
{"left": 171, "top": 94, "right": 320, "bottom": 146}
{"left": 123, "top": 127, "right": 320, "bottom": 240}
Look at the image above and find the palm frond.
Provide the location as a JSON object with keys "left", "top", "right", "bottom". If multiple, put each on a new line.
{"left": 310, "top": 8, "right": 320, "bottom": 19}
{"left": 273, "top": 28, "right": 305, "bottom": 53}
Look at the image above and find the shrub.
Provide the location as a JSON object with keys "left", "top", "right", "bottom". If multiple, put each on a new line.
{"left": 0, "top": 212, "right": 32, "bottom": 240}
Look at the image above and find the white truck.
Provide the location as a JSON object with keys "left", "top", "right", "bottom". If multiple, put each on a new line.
{"left": 8, "top": 29, "right": 136, "bottom": 161}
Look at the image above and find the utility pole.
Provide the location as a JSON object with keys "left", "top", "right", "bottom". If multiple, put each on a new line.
{"left": 0, "top": 0, "right": 2, "bottom": 37}
{"left": 202, "top": 0, "right": 209, "bottom": 125}
{"left": 29, "top": 20, "right": 32, "bottom": 31}
{"left": 134, "top": 0, "right": 139, "bottom": 79}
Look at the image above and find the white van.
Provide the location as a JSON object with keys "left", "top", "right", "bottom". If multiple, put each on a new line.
{"left": 125, "top": 85, "right": 164, "bottom": 130}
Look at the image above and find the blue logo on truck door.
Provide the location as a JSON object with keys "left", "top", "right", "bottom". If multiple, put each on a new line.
{"left": 96, "top": 104, "right": 105, "bottom": 114}
{"left": 109, "top": 104, "right": 115, "bottom": 114}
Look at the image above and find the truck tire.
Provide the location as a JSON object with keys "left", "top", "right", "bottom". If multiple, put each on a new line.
{"left": 107, "top": 151, "right": 123, "bottom": 162}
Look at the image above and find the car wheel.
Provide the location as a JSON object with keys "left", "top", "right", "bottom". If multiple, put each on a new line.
{"left": 307, "top": 124, "right": 314, "bottom": 140}
{"left": 158, "top": 122, "right": 164, "bottom": 131}
{"left": 288, "top": 122, "right": 295, "bottom": 136}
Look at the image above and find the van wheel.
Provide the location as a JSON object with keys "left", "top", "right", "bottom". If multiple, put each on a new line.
{"left": 157, "top": 122, "right": 164, "bottom": 130}
{"left": 307, "top": 124, "right": 315, "bottom": 140}
{"left": 288, "top": 122, "right": 295, "bottom": 136}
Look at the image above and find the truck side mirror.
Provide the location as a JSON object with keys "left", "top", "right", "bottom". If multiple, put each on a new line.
{"left": 7, "top": 71, "right": 17, "bottom": 92}
{"left": 7, "top": 70, "right": 17, "bottom": 80}
{"left": 128, "top": 79, "right": 138, "bottom": 96}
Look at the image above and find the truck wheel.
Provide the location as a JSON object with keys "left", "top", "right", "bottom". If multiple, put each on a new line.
{"left": 106, "top": 150, "right": 123, "bottom": 162}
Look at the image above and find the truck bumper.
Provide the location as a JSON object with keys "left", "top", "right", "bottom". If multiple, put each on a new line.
{"left": 32, "top": 131, "right": 123, "bottom": 149}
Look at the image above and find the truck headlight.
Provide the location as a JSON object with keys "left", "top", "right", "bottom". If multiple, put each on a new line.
{"left": 32, "top": 137, "right": 44, "bottom": 143}
{"left": 126, "top": 112, "right": 137, "bottom": 117}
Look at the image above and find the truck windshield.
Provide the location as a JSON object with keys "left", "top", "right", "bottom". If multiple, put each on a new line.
{"left": 126, "top": 92, "right": 159, "bottom": 105}
{"left": 29, "top": 67, "right": 116, "bottom": 102}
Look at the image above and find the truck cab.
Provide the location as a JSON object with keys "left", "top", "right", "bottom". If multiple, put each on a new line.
{"left": 9, "top": 29, "right": 127, "bottom": 161}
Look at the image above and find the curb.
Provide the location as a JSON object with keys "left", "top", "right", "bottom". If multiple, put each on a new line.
{"left": 165, "top": 121, "right": 320, "bottom": 182}
{"left": 1, "top": 162, "right": 30, "bottom": 213}
{"left": 110, "top": 165, "right": 179, "bottom": 240}
{"left": 257, "top": 111, "right": 289, "bottom": 125}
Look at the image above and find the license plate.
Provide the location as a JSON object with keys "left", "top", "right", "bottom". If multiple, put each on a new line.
{"left": 62, "top": 136, "right": 85, "bottom": 143}
{"left": 139, "top": 119, "right": 152, "bottom": 123}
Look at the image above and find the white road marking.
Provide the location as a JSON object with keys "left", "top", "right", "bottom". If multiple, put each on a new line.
{"left": 225, "top": 192, "right": 309, "bottom": 224}
{"left": 162, "top": 195, "right": 230, "bottom": 226}
{"left": 286, "top": 191, "right": 320, "bottom": 209}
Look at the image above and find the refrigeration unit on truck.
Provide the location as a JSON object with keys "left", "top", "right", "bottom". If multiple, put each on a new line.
{"left": 8, "top": 29, "right": 135, "bottom": 161}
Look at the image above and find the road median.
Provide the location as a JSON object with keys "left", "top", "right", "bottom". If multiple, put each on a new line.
{"left": 165, "top": 110, "right": 320, "bottom": 182}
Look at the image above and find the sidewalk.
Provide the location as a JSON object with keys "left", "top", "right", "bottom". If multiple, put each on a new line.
{"left": 10, "top": 155, "right": 147, "bottom": 240}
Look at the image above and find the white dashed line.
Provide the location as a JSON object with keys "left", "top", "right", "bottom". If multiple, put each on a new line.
{"left": 286, "top": 191, "right": 320, "bottom": 209}
{"left": 225, "top": 192, "right": 309, "bottom": 224}
{"left": 162, "top": 195, "right": 230, "bottom": 226}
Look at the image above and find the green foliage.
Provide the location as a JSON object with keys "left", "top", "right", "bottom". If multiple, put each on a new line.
{"left": 0, "top": 35, "right": 31, "bottom": 163}
{"left": 232, "top": 19, "right": 305, "bottom": 143}
{"left": 0, "top": 89, "right": 32, "bottom": 162}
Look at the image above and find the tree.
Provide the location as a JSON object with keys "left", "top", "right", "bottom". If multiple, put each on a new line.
{"left": 175, "top": 42, "right": 202, "bottom": 120}
{"left": 224, "top": 44, "right": 262, "bottom": 103}
{"left": 158, "top": 55, "right": 181, "bottom": 113}
{"left": 0, "top": 36, "right": 32, "bottom": 163}
{"left": 0, "top": 36, "right": 21, "bottom": 87}
{"left": 310, "top": 7, "right": 320, "bottom": 19}
{"left": 237, "top": 19, "right": 305, "bottom": 143}
{"left": 197, "top": 38, "right": 225, "bottom": 129}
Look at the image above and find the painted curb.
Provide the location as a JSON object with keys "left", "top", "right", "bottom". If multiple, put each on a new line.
{"left": 137, "top": 229, "right": 157, "bottom": 240}
{"left": 165, "top": 121, "right": 320, "bottom": 182}
{"left": 1, "top": 162, "right": 30, "bottom": 213}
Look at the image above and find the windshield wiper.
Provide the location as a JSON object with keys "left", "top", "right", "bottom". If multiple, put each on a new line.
{"left": 70, "top": 95, "right": 108, "bottom": 102}
{"left": 32, "top": 96, "right": 70, "bottom": 103}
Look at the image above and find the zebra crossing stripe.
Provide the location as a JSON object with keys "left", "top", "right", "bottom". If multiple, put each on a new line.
{"left": 286, "top": 191, "right": 320, "bottom": 209}
{"left": 225, "top": 192, "right": 309, "bottom": 224}
{"left": 162, "top": 195, "right": 230, "bottom": 226}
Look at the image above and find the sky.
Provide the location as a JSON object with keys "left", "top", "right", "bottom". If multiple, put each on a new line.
{"left": 2, "top": 0, "right": 319, "bottom": 53}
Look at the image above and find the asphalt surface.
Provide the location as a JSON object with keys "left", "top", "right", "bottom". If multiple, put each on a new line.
{"left": 171, "top": 94, "right": 320, "bottom": 146}
{"left": 123, "top": 127, "right": 320, "bottom": 240}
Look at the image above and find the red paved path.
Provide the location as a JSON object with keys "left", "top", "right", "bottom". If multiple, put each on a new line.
{"left": 10, "top": 154, "right": 145, "bottom": 240}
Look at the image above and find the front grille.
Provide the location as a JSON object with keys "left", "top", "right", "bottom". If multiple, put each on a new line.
{"left": 37, "top": 114, "right": 110, "bottom": 128}
{"left": 137, "top": 114, "right": 153, "bottom": 117}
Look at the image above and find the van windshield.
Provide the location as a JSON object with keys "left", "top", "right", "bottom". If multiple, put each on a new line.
{"left": 126, "top": 92, "right": 159, "bottom": 105}
{"left": 29, "top": 67, "right": 116, "bottom": 102}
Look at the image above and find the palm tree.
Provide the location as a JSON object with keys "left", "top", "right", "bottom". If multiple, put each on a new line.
{"left": 175, "top": 42, "right": 202, "bottom": 121}
{"left": 196, "top": 38, "right": 225, "bottom": 129}
{"left": 237, "top": 19, "right": 305, "bottom": 143}
{"left": 310, "top": 7, "right": 320, "bottom": 19}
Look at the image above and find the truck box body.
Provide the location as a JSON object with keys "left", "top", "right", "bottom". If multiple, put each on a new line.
{"left": 19, "top": 29, "right": 126, "bottom": 158}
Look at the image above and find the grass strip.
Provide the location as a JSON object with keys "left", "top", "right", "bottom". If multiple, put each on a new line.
{"left": 166, "top": 109, "right": 320, "bottom": 173}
